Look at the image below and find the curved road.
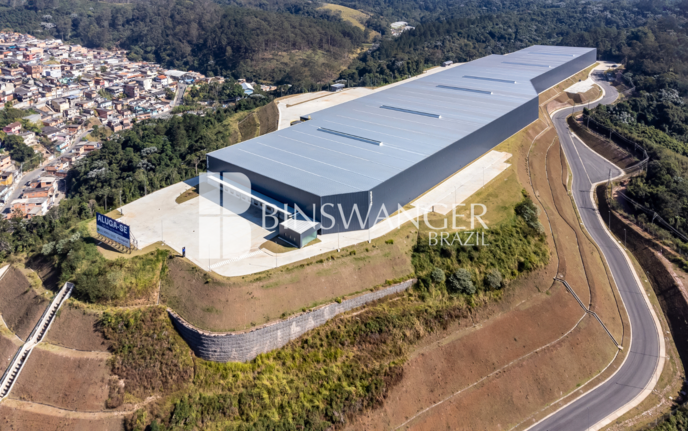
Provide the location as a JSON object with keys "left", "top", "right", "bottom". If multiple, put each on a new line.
{"left": 529, "top": 73, "right": 662, "bottom": 430}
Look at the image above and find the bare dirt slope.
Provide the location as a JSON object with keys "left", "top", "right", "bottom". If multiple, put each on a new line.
{"left": 0, "top": 401, "right": 124, "bottom": 431}
{"left": 0, "top": 333, "right": 21, "bottom": 375}
{"left": 0, "top": 266, "right": 48, "bottom": 341}
{"left": 45, "top": 305, "right": 111, "bottom": 352}
{"left": 568, "top": 115, "right": 638, "bottom": 169}
{"left": 257, "top": 101, "right": 279, "bottom": 135}
{"left": 10, "top": 345, "right": 112, "bottom": 412}
{"left": 162, "top": 227, "right": 414, "bottom": 331}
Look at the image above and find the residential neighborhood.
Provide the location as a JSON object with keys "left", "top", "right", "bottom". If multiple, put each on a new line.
{"left": 0, "top": 32, "right": 214, "bottom": 218}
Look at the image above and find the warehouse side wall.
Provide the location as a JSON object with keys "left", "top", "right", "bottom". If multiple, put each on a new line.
{"left": 531, "top": 48, "right": 597, "bottom": 93}
{"left": 319, "top": 192, "right": 370, "bottom": 234}
{"left": 206, "top": 156, "right": 320, "bottom": 221}
{"left": 368, "top": 96, "right": 539, "bottom": 230}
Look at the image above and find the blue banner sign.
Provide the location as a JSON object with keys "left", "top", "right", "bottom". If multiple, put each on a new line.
{"left": 96, "top": 213, "right": 131, "bottom": 248}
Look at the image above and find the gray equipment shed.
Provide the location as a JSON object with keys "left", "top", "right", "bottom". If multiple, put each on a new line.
{"left": 279, "top": 218, "right": 320, "bottom": 248}
{"left": 207, "top": 45, "right": 596, "bottom": 241}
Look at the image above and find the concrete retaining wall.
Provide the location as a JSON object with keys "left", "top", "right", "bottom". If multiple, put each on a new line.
{"left": 169, "top": 279, "right": 415, "bottom": 362}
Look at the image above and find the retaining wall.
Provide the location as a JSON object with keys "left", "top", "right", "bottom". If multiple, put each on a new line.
{"left": 169, "top": 279, "right": 416, "bottom": 362}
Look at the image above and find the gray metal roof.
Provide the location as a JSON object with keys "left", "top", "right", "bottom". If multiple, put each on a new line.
{"left": 208, "top": 45, "right": 594, "bottom": 197}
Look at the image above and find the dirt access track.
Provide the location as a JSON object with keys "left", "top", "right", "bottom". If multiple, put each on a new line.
{"left": 347, "top": 65, "right": 630, "bottom": 430}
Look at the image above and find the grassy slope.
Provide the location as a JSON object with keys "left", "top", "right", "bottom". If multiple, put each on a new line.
{"left": 319, "top": 3, "right": 380, "bottom": 40}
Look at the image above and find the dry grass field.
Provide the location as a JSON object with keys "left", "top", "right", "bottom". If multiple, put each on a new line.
{"left": 318, "top": 3, "right": 380, "bottom": 40}
{"left": 45, "top": 304, "right": 111, "bottom": 352}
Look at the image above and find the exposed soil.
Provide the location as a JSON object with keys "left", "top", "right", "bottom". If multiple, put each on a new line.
{"left": 0, "top": 401, "right": 124, "bottom": 431}
{"left": 400, "top": 317, "right": 617, "bottom": 431}
{"left": 45, "top": 305, "right": 111, "bottom": 352}
{"left": 347, "top": 281, "right": 586, "bottom": 429}
{"left": 25, "top": 254, "right": 61, "bottom": 292}
{"left": 0, "top": 266, "right": 49, "bottom": 341}
{"left": 162, "top": 225, "right": 415, "bottom": 331}
{"left": 568, "top": 115, "right": 638, "bottom": 169}
{"left": 0, "top": 333, "right": 21, "bottom": 375}
{"left": 10, "top": 346, "right": 113, "bottom": 412}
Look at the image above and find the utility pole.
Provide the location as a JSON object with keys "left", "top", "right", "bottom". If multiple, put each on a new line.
{"left": 368, "top": 191, "right": 373, "bottom": 243}
{"left": 624, "top": 229, "right": 627, "bottom": 249}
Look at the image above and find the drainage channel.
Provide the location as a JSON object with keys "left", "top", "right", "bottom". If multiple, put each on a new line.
{"left": 554, "top": 277, "right": 622, "bottom": 349}
{"left": 0, "top": 281, "right": 74, "bottom": 400}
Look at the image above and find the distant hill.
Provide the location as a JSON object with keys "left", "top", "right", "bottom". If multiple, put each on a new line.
{"left": 0, "top": 0, "right": 366, "bottom": 88}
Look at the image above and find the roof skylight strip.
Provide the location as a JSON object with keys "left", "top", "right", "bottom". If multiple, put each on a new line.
{"left": 463, "top": 75, "right": 517, "bottom": 84}
{"left": 436, "top": 85, "right": 493, "bottom": 95}
{"left": 317, "top": 127, "right": 383, "bottom": 146}
{"left": 379, "top": 105, "right": 441, "bottom": 118}
{"left": 532, "top": 52, "right": 576, "bottom": 57}
{"left": 503, "top": 61, "right": 551, "bottom": 68}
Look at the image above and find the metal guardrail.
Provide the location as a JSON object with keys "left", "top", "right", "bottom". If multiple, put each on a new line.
{"left": 554, "top": 277, "right": 622, "bottom": 349}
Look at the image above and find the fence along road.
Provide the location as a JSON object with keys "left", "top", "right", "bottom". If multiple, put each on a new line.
{"left": 528, "top": 74, "right": 664, "bottom": 430}
{"left": 0, "top": 271, "right": 74, "bottom": 401}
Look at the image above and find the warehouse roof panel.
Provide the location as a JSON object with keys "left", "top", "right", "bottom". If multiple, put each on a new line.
{"left": 208, "top": 45, "right": 596, "bottom": 196}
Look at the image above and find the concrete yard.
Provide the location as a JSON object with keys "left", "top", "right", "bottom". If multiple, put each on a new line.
{"left": 564, "top": 79, "right": 595, "bottom": 94}
{"left": 276, "top": 63, "right": 463, "bottom": 130}
{"left": 117, "top": 177, "right": 278, "bottom": 271}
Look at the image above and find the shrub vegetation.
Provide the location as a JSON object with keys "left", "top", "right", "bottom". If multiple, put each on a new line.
{"left": 413, "top": 193, "right": 548, "bottom": 297}
{"left": 106, "top": 196, "right": 548, "bottom": 430}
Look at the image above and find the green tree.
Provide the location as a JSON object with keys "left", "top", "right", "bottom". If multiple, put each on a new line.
{"left": 3, "top": 135, "right": 35, "bottom": 165}
{"left": 448, "top": 269, "right": 475, "bottom": 295}
{"left": 430, "top": 267, "right": 445, "bottom": 284}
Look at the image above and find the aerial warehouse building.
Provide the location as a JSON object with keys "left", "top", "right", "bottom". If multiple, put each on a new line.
{"left": 206, "top": 45, "right": 597, "bottom": 247}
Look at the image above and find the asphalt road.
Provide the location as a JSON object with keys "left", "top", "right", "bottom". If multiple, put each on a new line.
{"left": 529, "top": 74, "right": 662, "bottom": 430}
{"left": 1, "top": 128, "right": 90, "bottom": 213}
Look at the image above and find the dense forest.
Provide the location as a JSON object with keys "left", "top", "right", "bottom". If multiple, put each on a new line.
{"left": 573, "top": 9, "right": 688, "bottom": 241}
{"left": 339, "top": 0, "right": 687, "bottom": 86}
